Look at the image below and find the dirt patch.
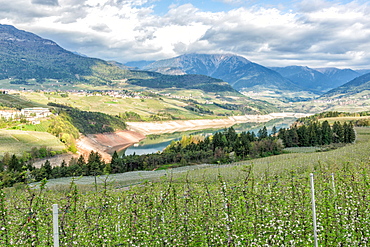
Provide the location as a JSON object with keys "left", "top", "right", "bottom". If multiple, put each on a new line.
{"left": 76, "top": 130, "right": 145, "bottom": 162}
{"left": 74, "top": 113, "right": 311, "bottom": 163}
{"left": 126, "top": 113, "right": 311, "bottom": 135}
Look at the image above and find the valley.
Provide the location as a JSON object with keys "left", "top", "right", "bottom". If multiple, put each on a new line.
{"left": 1, "top": 16, "right": 370, "bottom": 246}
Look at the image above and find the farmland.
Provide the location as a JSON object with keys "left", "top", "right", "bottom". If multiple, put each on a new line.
{"left": 0, "top": 127, "right": 369, "bottom": 246}
{"left": 19, "top": 89, "right": 276, "bottom": 120}
{"left": 0, "top": 130, "right": 65, "bottom": 156}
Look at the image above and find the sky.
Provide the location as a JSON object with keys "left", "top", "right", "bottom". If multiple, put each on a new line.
{"left": 1, "top": 0, "right": 370, "bottom": 69}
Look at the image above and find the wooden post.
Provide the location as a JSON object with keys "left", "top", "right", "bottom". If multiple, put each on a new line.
{"left": 331, "top": 173, "right": 336, "bottom": 195}
{"left": 53, "top": 204, "right": 59, "bottom": 247}
{"left": 310, "top": 173, "right": 318, "bottom": 247}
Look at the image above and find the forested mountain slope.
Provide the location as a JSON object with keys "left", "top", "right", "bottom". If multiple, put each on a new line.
{"left": 323, "top": 72, "right": 370, "bottom": 97}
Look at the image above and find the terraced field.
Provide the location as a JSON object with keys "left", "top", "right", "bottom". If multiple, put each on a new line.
{"left": 0, "top": 130, "right": 65, "bottom": 156}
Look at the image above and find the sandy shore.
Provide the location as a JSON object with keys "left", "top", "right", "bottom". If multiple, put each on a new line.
{"left": 126, "top": 113, "right": 309, "bottom": 135}
{"left": 42, "top": 113, "right": 309, "bottom": 165}
{"left": 76, "top": 130, "right": 145, "bottom": 162}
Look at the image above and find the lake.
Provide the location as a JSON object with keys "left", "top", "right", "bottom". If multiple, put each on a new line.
{"left": 122, "top": 117, "right": 296, "bottom": 156}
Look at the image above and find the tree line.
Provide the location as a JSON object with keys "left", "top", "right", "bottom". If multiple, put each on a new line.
{"left": 278, "top": 120, "right": 355, "bottom": 147}
{"left": 0, "top": 120, "right": 357, "bottom": 187}
{"left": 297, "top": 111, "right": 370, "bottom": 124}
{"left": 48, "top": 103, "right": 127, "bottom": 135}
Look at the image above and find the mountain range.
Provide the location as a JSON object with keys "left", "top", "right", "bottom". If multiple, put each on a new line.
{"left": 0, "top": 24, "right": 236, "bottom": 93}
{"left": 140, "top": 54, "right": 367, "bottom": 95}
{"left": 142, "top": 54, "right": 302, "bottom": 93}
{"left": 269, "top": 66, "right": 361, "bottom": 93}
{"left": 323, "top": 72, "right": 370, "bottom": 97}
{"left": 1, "top": 24, "right": 370, "bottom": 99}
{"left": 0, "top": 24, "right": 120, "bottom": 83}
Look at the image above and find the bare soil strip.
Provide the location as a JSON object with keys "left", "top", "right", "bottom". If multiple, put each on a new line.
{"left": 126, "top": 113, "right": 309, "bottom": 135}
{"left": 69, "top": 113, "right": 309, "bottom": 164}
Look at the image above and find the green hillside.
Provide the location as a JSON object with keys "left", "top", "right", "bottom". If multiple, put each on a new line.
{"left": 0, "top": 25, "right": 134, "bottom": 85}
{"left": 1, "top": 127, "right": 369, "bottom": 246}
{"left": 0, "top": 25, "right": 239, "bottom": 94}
{"left": 48, "top": 103, "right": 127, "bottom": 135}
{"left": 0, "top": 129, "right": 65, "bottom": 156}
{"left": 323, "top": 72, "right": 370, "bottom": 97}
{"left": 128, "top": 73, "right": 239, "bottom": 93}
{"left": 0, "top": 93, "right": 46, "bottom": 109}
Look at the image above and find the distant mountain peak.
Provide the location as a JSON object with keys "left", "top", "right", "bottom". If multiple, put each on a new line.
{"left": 143, "top": 53, "right": 300, "bottom": 93}
{"left": 269, "top": 65, "right": 361, "bottom": 93}
{"left": 323, "top": 72, "right": 370, "bottom": 97}
{"left": 0, "top": 24, "right": 120, "bottom": 82}
{"left": 0, "top": 24, "right": 57, "bottom": 45}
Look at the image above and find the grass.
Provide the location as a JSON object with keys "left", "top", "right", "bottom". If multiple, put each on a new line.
{"left": 0, "top": 129, "right": 65, "bottom": 156}
{"left": 20, "top": 91, "right": 222, "bottom": 120}
{"left": 0, "top": 93, "right": 46, "bottom": 109}
{"left": 19, "top": 87, "right": 276, "bottom": 120}
{"left": 4, "top": 128, "right": 369, "bottom": 246}
{"left": 9, "top": 120, "right": 50, "bottom": 132}
{"left": 284, "top": 146, "right": 321, "bottom": 153}
{"left": 39, "top": 127, "right": 370, "bottom": 188}
{"left": 318, "top": 116, "right": 370, "bottom": 124}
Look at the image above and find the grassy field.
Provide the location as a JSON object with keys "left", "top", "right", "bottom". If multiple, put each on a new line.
{"left": 18, "top": 86, "right": 277, "bottom": 120}
{"left": 40, "top": 127, "right": 370, "bottom": 187}
{"left": 0, "top": 93, "right": 47, "bottom": 109}
{"left": 0, "top": 129, "right": 65, "bottom": 156}
{"left": 2, "top": 127, "right": 369, "bottom": 246}
{"left": 318, "top": 115, "right": 370, "bottom": 124}
{"left": 20, "top": 91, "right": 231, "bottom": 120}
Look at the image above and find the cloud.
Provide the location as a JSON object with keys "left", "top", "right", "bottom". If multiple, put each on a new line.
{"left": 0, "top": 0, "right": 370, "bottom": 68}
{"left": 32, "top": 0, "right": 59, "bottom": 6}
{"left": 298, "top": 0, "right": 332, "bottom": 13}
{"left": 91, "top": 23, "right": 112, "bottom": 33}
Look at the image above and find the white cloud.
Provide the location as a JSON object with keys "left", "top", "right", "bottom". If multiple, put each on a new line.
{"left": 0, "top": 0, "right": 370, "bottom": 68}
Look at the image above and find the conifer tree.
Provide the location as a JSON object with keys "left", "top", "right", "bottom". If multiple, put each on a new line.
{"left": 271, "top": 126, "right": 277, "bottom": 136}
{"left": 349, "top": 122, "right": 356, "bottom": 143}
{"left": 110, "top": 151, "right": 121, "bottom": 173}
{"left": 8, "top": 154, "right": 22, "bottom": 172}
{"left": 332, "top": 121, "right": 344, "bottom": 143}
{"left": 321, "top": 120, "right": 332, "bottom": 145}
{"left": 343, "top": 122, "right": 350, "bottom": 143}
{"left": 257, "top": 126, "right": 268, "bottom": 140}
{"left": 297, "top": 125, "right": 309, "bottom": 146}
{"left": 308, "top": 124, "right": 318, "bottom": 146}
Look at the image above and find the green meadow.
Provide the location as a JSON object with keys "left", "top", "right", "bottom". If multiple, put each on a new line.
{"left": 0, "top": 130, "right": 65, "bottom": 156}
{"left": 1, "top": 127, "right": 369, "bottom": 246}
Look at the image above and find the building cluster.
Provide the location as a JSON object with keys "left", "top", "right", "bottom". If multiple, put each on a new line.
{"left": 0, "top": 107, "right": 51, "bottom": 124}
{"left": 83, "top": 90, "right": 150, "bottom": 99}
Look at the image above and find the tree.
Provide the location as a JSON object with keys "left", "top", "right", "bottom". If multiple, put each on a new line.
{"left": 348, "top": 122, "right": 356, "bottom": 143}
{"left": 110, "top": 151, "right": 121, "bottom": 173}
{"left": 344, "top": 122, "right": 356, "bottom": 143}
{"left": 332, "top": 121, "right": 344, "bottom": 143}
{"left": 271, "top": 126, "right": 277, "bottom": 136}
{"left": 226, "top": 127, "right": 237, "bottom": 143}
{"left": 257, "top": 126, "right": 268, "bottom": 140}
{"left": 8, "top": 154, "right": 22, "bottom": 172}
{"left": 308, "top": 124, "right": 318, "bottom": 146}
{"left": 321, "top": 120, "right": 332, "bottom": 145}
{"left": 343, "top": 122, "right": 349, "bottom": 143}
{"left": 86, "top": 151, "right": 104, "bottom": 176}
{"left": 297, "top": 125, "right": 309, "bottom": 146}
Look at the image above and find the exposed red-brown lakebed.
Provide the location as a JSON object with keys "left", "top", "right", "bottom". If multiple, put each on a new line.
{"left": 38, "top": 113, "right": 310, "bottom": 165}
